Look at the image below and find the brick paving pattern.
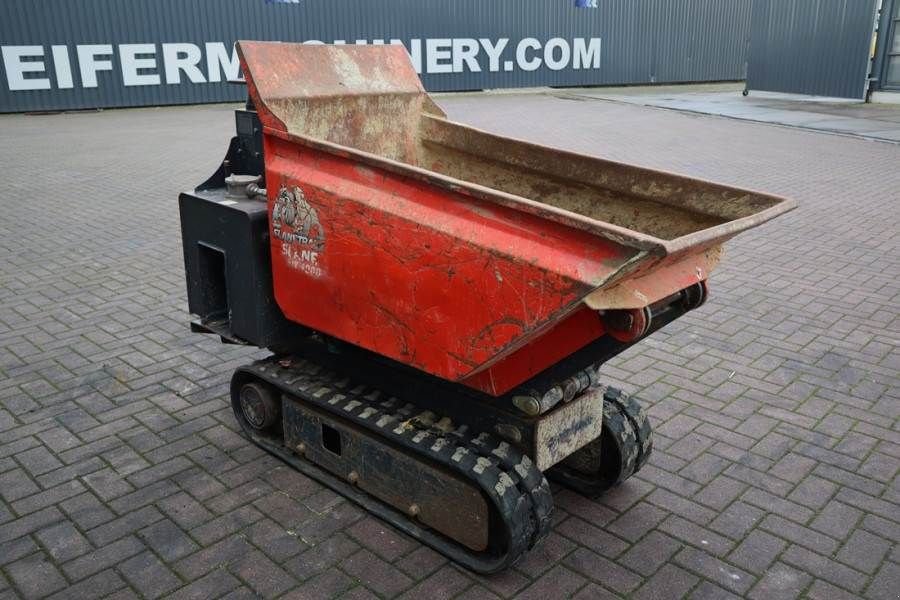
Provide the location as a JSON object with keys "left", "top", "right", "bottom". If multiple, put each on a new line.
{"left": 0, "top": 95, "right": 897, "bottom": 599}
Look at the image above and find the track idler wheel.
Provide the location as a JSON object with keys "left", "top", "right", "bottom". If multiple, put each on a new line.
{"left": 548, "top": 387, "right": 652, "bottom": 497}
{"left": 237, "top": 382, "right": 280, "bottom": 431}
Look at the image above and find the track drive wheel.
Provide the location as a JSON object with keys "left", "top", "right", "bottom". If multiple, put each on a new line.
{"left": 548, "top": 387, "right": 652, "bottom": 497}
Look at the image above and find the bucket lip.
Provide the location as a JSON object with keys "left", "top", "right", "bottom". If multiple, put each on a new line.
{"left": 263, "top": 125, "right": 797, "bottom": 258}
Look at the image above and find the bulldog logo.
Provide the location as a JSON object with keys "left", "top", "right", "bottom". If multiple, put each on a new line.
{"left": 272, "top": 185, "right": 325, "bottom": 252}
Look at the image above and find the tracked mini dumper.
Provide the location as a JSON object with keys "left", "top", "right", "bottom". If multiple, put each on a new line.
{"left": 179, "top": 42, "right": 796, "bottom": 572}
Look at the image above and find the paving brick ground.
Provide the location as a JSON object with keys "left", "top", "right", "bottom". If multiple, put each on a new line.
{"left": 0, "top": 93, "right": 897, "bottom": 599}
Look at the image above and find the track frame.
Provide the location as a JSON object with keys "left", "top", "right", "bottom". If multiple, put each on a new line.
{"left": 231, "top": 355, "right": 553, "bottom": 573}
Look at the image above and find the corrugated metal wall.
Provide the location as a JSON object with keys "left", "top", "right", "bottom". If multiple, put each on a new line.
{"left": 874, "top": 0, "right": 900, "bottom": 90}
{"left": 746, "top": 0, "right": 878, "bottom": 99}
{"left": 1, "top": 0, "right": 752, "bottom": 113}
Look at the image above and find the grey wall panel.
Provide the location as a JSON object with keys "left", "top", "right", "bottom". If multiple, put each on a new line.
{"left": 747, "top": 0, "right": 877, "bottom": 99}
{"left": 1, "top": 0, "right": 752, "bottom": 113}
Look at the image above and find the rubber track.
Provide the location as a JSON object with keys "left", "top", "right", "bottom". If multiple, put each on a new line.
{"left": 605, "top": 387, "right": 653, "bottom": 474}
{"left": 547, "top": 386, "right": 653, "bottom": 496}
{"left": 233, "top": 355, "right": 552, "bottom": 573}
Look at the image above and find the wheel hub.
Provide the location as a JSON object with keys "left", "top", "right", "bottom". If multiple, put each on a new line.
{"left": 239, "top": 383, "right": 278, "bottom": 430}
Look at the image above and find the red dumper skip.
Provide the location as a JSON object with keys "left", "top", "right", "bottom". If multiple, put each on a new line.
{"left": 178, "top": 41, "right": 795, "bottom": 572}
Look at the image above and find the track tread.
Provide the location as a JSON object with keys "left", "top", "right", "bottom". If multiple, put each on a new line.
{"left": 235, "top": 356, "right": 552, "bottom": 573}
{"left": 605, "top": 387, "right": 653, "bottom": 474}
{"left": 547, "top": 385, "right": 653, "bottom": 497}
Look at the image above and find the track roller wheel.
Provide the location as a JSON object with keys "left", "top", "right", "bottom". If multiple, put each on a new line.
{"left": 548, "top": 387, "right": 652, "bottom": 497}
{"left": 237, "top": 382, "right": 280, "bottom": 431}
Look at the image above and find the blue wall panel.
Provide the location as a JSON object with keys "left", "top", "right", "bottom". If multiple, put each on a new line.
{"left": 0, "top": 0, "right": 752, "bottom": 112}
